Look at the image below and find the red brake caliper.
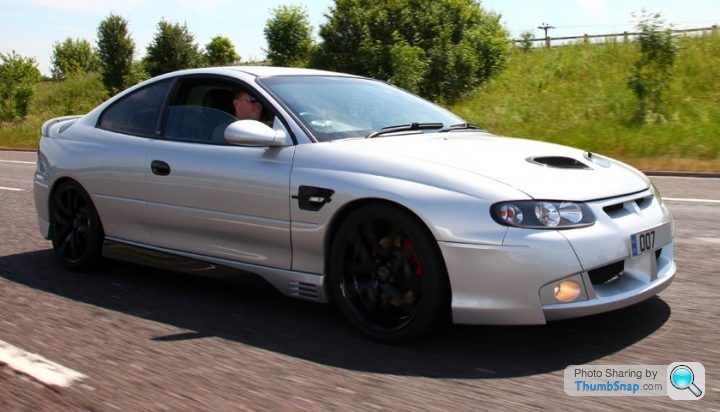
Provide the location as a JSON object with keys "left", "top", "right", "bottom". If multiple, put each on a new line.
{"left": 402, "top": 238, "right": 423, "bottom": 277}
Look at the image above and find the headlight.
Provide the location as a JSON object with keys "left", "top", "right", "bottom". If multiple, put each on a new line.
{"left": 498, "top": 204, "right": 524, "bottom": 225}
{"left": 492, "top": 200, "right": 595, "bottom": 229}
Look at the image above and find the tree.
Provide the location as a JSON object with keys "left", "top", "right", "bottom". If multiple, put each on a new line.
{"left": 50, "top": 37, "right": 98, "bottom": 80}
{"left": 518, "top": 30, "right": 535, "bottom": 53}
{"left": 97, "top": 13, "right": 135, "bottom": 95}
{"left": 388, "top": 32, "right": 427, "bottom": 94}
{"left": 627, "top": 11, "right": 677, "bottom": 122}
{"left": 0, "top": 51, "right": 41, "bottom": 121}
{"left": 315, "top": 0, "right": 510, "bottom": 102}
{"left": 264, "top": 5, "right": 314, "bottom": 67}
{"left": 124, "top": 60, "right": 150, "bottom": 87}
{"left": 205, "top": 36, "right": 240, "bottom": 66}
{"left": 144, "top": 20, "right": 203, "bottom": 77}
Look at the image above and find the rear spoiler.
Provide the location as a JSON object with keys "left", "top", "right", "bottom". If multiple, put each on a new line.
{"left": 40, "top": 115, "right": 83, "bottom": 138}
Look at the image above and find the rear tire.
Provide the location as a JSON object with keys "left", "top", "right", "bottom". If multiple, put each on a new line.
{"left": 329, "top": 204, "right": 450, "bottom": 343}
{"left": 50, "top": 180, "right": 104, "bottom": 271}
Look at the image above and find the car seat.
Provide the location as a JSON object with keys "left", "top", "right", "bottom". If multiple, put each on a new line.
{"left": 202, "top": 89, "right": 235, "bottom": 116}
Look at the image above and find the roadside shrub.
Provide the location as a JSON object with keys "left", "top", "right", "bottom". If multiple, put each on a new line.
{"left": 42, "top": 72, "right": 108, "bottom": 115}
{"left": 627, "top": 11, "right": 677, "bottom": 122}
{"left": 0, "top": 51, "right": 41, "bottom": 121}
{"left": 315, "top": 0, "right": 510, "bottom": 103}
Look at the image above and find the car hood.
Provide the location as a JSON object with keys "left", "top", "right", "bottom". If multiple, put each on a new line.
{"left": 339, "top": 132, "right": 649, "bottom": 201}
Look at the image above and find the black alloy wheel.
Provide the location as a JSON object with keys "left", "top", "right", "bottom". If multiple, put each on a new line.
{"left": 50, "top": 180, "right": 104, "bottom": 270}
{"left": 329, "top": 204, "right": 450, "bottom": 343}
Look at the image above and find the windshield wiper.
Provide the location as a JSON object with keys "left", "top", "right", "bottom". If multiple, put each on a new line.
{"left": 437, "top": 123, "right": 483, "bottom": 132}
{"left": 366, "top": 122, "right": 444, "bottom": 138}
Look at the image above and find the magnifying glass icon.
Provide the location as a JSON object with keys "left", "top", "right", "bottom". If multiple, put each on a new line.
{"left": 670, "top": 365, "right": 703, "bottom": 397}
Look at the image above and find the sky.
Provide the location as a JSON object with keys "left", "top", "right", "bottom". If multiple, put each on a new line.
{"left": 2, "top": 0, "right": 719, "bottom": 76}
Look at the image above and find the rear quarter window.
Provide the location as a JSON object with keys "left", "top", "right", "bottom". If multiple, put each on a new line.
{"left": 97, "top": 79, "right": 173, "bottom": 136}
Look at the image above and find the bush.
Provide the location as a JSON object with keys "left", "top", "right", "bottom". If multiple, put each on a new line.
{"left": 41, "top": 72, "right": 108, "bottom": 115}
{"left": 50, "top": 38, "right": 99, "bottom": 80}
{"left": 264, "top": 5, "right": 313, "bottom": 67}
{"left": 144, "top": 20, "right": 202, "bottom": 77}
{"left": 315, "top": 0, "right": 510, "bottom": 102}
{"left": 388, "top": 32, "right": 428, "bottom": 94}
{"left": 0, "top": 51, "right": 41, "bottom": 121}
{"left": 627, "top": 11, "right": 677, "bottom": 122}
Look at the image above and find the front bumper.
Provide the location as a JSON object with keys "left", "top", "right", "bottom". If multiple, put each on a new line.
{"left": 442, "top": 188, "right": 676, "bottom": 325}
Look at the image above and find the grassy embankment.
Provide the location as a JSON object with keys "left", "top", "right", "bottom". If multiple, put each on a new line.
{"left": 1, "top": 33, "right": 718, "bottom": 171}
{"left": 452, "top": 32, "right": 720, "bottom": 171}
{"left": 0, "top": 73, "right": 106, "bottom": 148}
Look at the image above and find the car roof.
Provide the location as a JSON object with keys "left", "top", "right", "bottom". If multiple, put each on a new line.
{"left": 165, "top": 66, "right": 359, "bottom": 80}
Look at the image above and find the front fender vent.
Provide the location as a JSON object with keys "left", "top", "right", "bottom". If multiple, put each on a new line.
{"left": 289, "top": 281, "right": 321, "bottom": 301}
{"left": 527, "top": 156, "right": 591, "bottom": 169}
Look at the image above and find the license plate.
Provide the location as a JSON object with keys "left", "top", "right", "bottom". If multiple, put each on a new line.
{"left": 630, "top": 223, "right": 672, "bottom": 257}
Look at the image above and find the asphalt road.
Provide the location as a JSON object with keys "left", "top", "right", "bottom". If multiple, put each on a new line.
{"left": 1, "top": 150, "right": 718, "bottom": 411}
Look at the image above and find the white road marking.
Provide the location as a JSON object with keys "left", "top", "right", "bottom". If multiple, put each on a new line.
{"left": 651, "top": 175, "right": 719, "bottom": 179}
{"left": 0, "top": 339, "right": 87, "bottom": 387}
{"left": 0, "top": 186, "right": 24, "bottom": 192}
{"left": 0, "top": 160, "right": 35, "bottom": 165}
{"left": 665, "top": 197, "right": 720, "bottom": 204}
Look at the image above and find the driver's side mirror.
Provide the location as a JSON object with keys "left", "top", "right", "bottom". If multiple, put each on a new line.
{"left": 224, "top": 119, "right": 288, "bottom": 147}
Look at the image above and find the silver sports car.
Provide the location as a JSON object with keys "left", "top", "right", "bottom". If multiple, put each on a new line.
{"left": 33, "top": 67, "right": 675, "bottom": 342}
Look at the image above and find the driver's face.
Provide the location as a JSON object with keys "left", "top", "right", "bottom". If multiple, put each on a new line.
{"left": 233, "top": 92, "right": 262, "bottom": 121}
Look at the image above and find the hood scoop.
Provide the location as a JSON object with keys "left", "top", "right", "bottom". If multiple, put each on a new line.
{"left": 527, "top": 156, "right": 591, "bottom": 169}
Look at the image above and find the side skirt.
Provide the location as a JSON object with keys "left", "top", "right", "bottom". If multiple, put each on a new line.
{"left": 102, "top": 238, "right": 328, "bottom": 303}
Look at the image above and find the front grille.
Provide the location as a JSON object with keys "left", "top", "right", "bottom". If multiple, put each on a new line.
{"left": 603, "top": 195, "right": 654, "bottom": 219}
{"left": 588, "top": 249, "right": 662, "bottom": 285}
{"left": 588, "top": 260, "right": 624, "bottom": 285}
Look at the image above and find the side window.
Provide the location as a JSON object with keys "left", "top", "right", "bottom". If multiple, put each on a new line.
{"left": 97, "top": 79, "right": 173, "bottom": 136}
{"left": 163, "top": 79, "right": 246, "bottom": 145}
{"left": 163, "top": 105, "right": 237, "bottom": 144}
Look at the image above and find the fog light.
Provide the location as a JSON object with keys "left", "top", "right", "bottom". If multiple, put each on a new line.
{"left": 554, "top": 280, "right": 582, "bottom": 302}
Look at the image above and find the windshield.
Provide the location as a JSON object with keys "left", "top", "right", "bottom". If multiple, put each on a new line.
{"left": 258, "top": 75, "right": 465, "bottom": 142}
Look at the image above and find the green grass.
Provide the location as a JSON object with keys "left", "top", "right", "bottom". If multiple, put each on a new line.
{"left": 451, "top": 33, "right": 720, "bottom": 171}
{"left": 2, "top": 35, "right": 719, "bottom": 170}
{"left": 0, "top": 73, "right": 107, "bottom": 149}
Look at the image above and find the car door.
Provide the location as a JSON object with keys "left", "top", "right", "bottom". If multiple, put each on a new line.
{"left": 145, "top": 140, "right": 295, "bottom": 268}
{"left": 87, "top": 78, "right": 175, "bottom": 244}
{"left": 144, "top": 78, "right": 295, "bottom": 269}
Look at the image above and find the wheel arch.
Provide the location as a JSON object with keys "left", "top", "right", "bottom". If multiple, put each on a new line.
{"left": 322, "top": 197, "right": 450, "bottom": 300}
{"left": 47, "top": 177, "right": 105, "bottom": 239}
{"left": 46, "top": 177, "right": 76, "bottom": 238}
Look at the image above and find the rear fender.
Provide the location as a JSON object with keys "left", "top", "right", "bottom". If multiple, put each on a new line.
{"left": 41, "top": 115, "right": 83, "bottom": 137}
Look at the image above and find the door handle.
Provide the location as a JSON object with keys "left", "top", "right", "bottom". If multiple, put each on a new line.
{"left": 151, "top": 160, "right": 171, "bottom": 176}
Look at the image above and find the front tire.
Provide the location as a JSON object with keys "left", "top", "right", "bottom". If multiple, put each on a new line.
{"left": 329, "top": 204, "right": 450, "bottom": 343}
{"left": 50, "top": 180, "right": 104, "bottom": 270}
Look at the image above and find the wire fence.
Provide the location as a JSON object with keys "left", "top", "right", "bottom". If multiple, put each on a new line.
{"left": 516, "top": 25, "right": 719, "bottom": 48}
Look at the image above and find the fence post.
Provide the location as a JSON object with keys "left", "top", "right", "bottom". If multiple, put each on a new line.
{"left": 623, "top": 31, "right": 629, "bottom": 43}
